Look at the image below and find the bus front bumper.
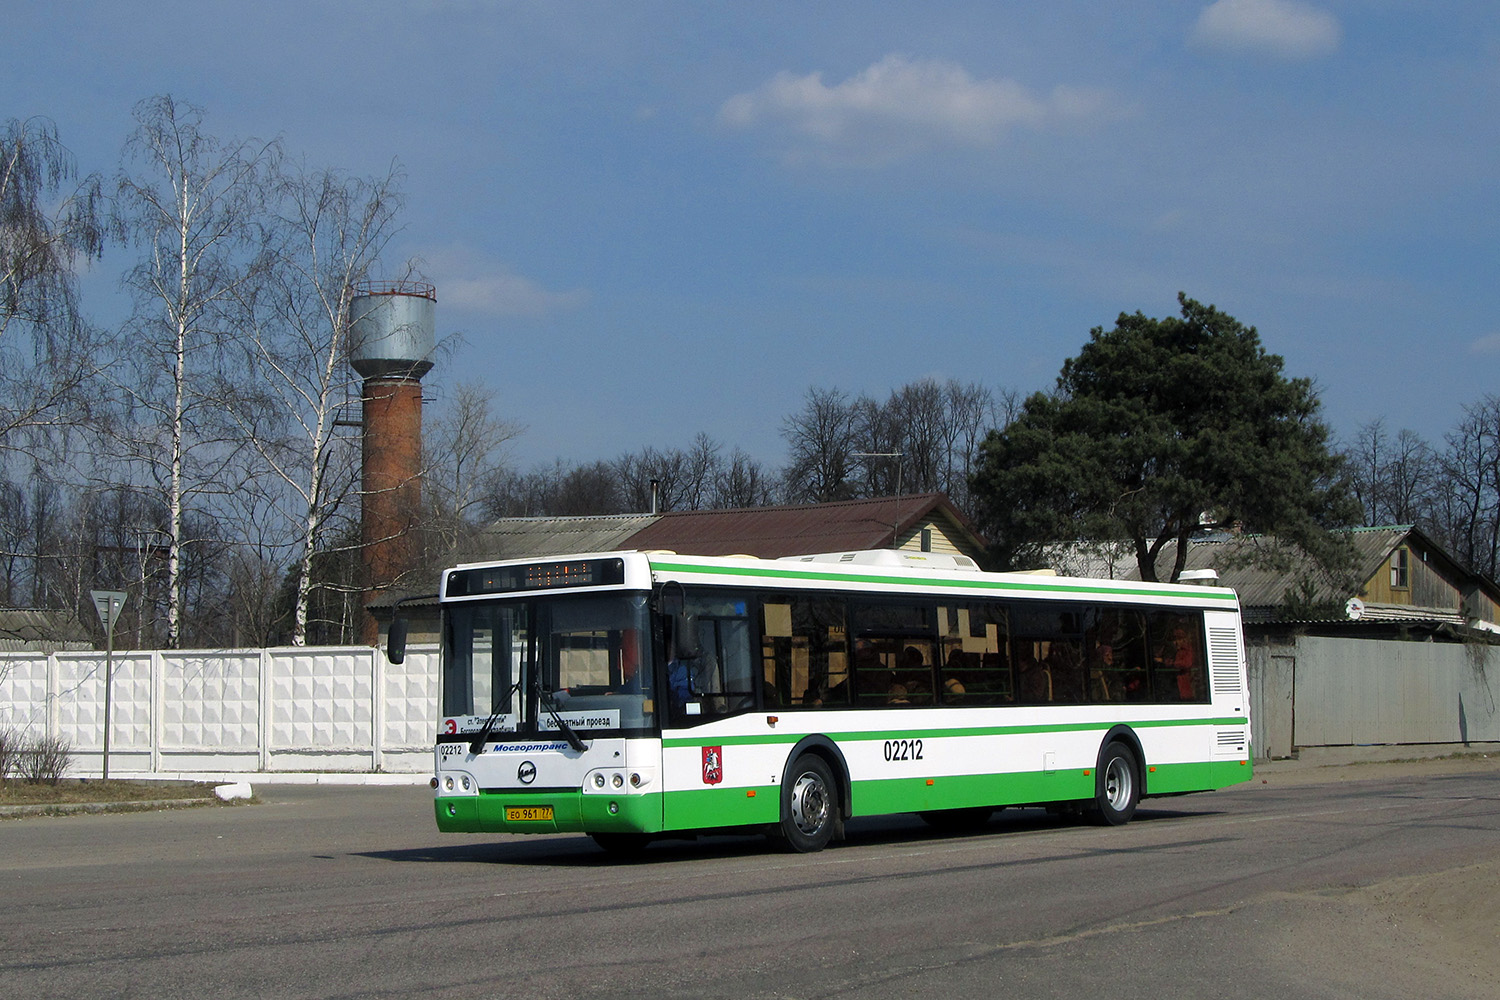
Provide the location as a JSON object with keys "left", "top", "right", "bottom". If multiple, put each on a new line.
{"left": 435, "top": 788, "right": 663, "bottom": 836}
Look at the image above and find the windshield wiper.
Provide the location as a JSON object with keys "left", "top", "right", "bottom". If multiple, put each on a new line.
{"left": 468, "top": 679, "right": 522, "bottom": 755}
{"left": 537, "top": 685, "right": 588, "bottom": 753}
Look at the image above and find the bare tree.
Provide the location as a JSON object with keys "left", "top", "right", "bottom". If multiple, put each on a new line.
{"left": 232, "top": 162, "right": 406, "bottom": 645}
{"left": 782, "top": 387, "right": 860, "bottom": 503}
{"left": 1430, "top": 397, "right": 1500, "bottom": 578}
{"left": 113, "top": 95, "right": 278, "bottom": 647}
{"left": 712, "top": 449, "right": 781, "bottom": 508}
{"left": 1346, "top": 419, "right": 1439, "bottom": 527}
{"left": 617, "top": 446, "right": 693, "bottom": 512}
{"left": 1, "top": 116, "right": 105, "bottom": 445}
{"left": 425, "top": 380, "right": 522, "bottom": 556}
{"left": 482, "top": 459, "right": 623, "bottom": 518}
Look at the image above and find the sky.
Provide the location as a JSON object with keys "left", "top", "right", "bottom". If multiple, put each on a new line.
{"left": 5, "top": 0, "right": 1498, "bottom": 473}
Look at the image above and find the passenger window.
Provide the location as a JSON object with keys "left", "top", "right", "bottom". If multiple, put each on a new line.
{"left": 1148, "top": 611, "right": 1207, "bottom": 702}
{"left": 851, "top": 602, "right": 937, "bottom": 706}
{"left": 1084, "top": 608, "right": 1148, "bottom": 703}
{"left": 667, "top": 594, "right": 756, "bottom": 726}
{"left": 1011, "top": 604, "right": 1084, "bottom": 704}
{"left": 937, "top": 603, "right": 1012, "bottom": 704}
{"left": 761, "top": 596, "right": 848, "bottom": 708}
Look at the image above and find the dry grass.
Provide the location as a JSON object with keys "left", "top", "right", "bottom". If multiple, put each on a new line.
{"left": 0, "top": 778, "right": 220, "bottom": 807}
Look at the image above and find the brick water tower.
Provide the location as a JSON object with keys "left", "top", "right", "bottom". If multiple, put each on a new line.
{"left": 348, "top": 280, "right": 435, "bottom": 644}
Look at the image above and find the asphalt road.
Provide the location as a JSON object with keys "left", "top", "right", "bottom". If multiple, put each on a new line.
{"left": 3, "top": 759, "right": 1498, "bottom": 1000}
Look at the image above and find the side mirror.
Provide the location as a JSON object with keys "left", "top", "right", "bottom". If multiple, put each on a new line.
{"left": 673, "top": 612, "right": 703, "bottom": 660}
{"left": 387, "top": 618, "right": 408, "bottom": 665}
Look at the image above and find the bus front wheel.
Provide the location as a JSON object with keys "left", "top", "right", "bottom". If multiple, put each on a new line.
{"left": 1090, "top": 742, "right": 1140, "bottom": 826}
{"left": 778, "top": 755, "right": 837, "bottom": 853}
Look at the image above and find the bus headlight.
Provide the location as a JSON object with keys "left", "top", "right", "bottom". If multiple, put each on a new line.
{"left": 612, "top": 773, "right": 625, "bottom": 788}
{"left": 593, "top": 773, "right": 606, "bottom": 789}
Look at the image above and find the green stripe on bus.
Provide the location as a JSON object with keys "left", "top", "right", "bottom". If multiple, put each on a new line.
{"left": 650, "top": 560, "right": 1239, "bottom": 602}
{"left": 437, "top": 757, "right": 1252, "bottom": 836}
{"left": 661, "top": 716, "right": 1247, "bottom": 749}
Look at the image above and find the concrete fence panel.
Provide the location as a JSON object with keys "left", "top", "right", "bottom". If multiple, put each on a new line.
{"left": 0, "top": 645, "right": 438, "bottom": 777}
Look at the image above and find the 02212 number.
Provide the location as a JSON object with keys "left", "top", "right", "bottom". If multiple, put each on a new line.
{"left": 883, "top": 738, "right": 924, "bottom": 762}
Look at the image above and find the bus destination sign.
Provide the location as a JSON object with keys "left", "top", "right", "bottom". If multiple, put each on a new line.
{"left": 446, "top": 557, "right": 625, "bottom": 597}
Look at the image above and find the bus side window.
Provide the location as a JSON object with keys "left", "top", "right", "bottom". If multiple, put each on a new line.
{"left": 761, "top": 596, "right": 848, "bottom": 708}
{"left": 669, "top": 595, "right": 757, "bottom": 726}
{"left": 1148, "top": 611, "right": 1207, "bottom": 702}
{"left": 1085, "top": 608, "right": 1148, "bottom": 703}
{"left": 1010, "top": 604, "right": 1085, "bottom": 704}
{"left": 850, "top": 601, "right": 937, "bottom": 706}
{"left": 938, "top": 602, "right": 1011, "bottom": 704}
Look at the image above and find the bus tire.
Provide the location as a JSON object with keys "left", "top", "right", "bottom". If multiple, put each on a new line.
{"left": 1090, "top": 742, "right": 1140, "bottom": 826}
{"left": 779, "top": 755, "right": 837, "bottom": 853}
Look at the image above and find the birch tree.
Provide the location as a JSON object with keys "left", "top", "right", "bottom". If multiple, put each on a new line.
{"left": 114, "top": 95, "right": 278, "bottom": 647}
{"left": 236, "top": 163, "right": 407, "bottom": 645}
{"left": 1, "top": 116, "right": 104, "bottom": 444}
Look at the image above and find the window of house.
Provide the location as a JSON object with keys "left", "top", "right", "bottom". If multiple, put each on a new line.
{"left": 1390, "top": 547, "right": 1410, "bottom": 590}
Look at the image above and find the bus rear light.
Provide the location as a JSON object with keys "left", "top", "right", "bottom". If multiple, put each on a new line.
{"left": 444, "top": 776, "right": 455, "bottom": 791}
{"left": 612, "top": 773, "right": 625, "bottom": 789}
{"left": 630, "top": 773, "right": 642, "bottom": 787}
{"left": 592, "top": 773, "right": 606, "bottom": 788}
{"left": 430, "top": 776, "right": 439, "bottom": 789}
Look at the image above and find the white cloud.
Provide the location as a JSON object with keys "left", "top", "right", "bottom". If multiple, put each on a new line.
{"left": 1191, "top": 0, "right": 1341, "bottom": 59}
{"left": 1469, "top": 333, "right": 1500, "bottom": 355}
{"left": 719, "top": 54, "right": 1117, "bottom": 165}
{"left": 421, "top": 246, "right": 589, "bottom": 319}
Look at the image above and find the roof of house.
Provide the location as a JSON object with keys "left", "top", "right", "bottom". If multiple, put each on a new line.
{"left": 0, "top": 607, "right": 92, "bottom": 652}
{"left": 371, "top": 494, "right": 986, "bottom": 612}
{"left": 467, "top": 513, "right": 661, "bottom": 563}
{"left": 1052, "top": 525, "right": 1500, "bottom": 628}
{"left": 624, "top": 493, "right": 981, "bottom": 559}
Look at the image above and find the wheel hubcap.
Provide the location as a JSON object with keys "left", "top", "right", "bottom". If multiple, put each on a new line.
{"left": 790, "top": 772, "right": 829, "bottom": 834}
{"left": 1104, "top": 757, "right": 1132, "bottom": 810}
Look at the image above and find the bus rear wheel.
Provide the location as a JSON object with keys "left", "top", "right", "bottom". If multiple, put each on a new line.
{"left": 1090, "top": 742, "right": 1140, "bottom": 826}
{"left": 778, "top": 755, "right": 837, "bottom": 853}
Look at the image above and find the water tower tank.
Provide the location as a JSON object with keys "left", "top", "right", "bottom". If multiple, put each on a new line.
{"left": 349, "top": 280, "right": 436, "bottom": 380}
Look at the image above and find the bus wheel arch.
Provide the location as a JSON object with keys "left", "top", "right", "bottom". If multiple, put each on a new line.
{"left": 776, "top": 736, "right": 849, "bottom": 852}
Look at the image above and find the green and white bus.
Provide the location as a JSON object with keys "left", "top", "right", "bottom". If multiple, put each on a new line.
{"left": 393, "top": 548, "right": 1252, "bottom": 853}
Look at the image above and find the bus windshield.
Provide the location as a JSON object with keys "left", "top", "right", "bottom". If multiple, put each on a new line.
{"left": 441, "top": 593, "right": 656, "bottom": 738}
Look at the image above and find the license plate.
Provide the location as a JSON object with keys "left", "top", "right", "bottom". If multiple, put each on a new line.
{"left": 505, "top": 806, "right": 554, "bottom": 822}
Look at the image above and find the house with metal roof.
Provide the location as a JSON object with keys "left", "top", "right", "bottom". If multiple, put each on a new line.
{"left": 0, "top": 607, "right": 92, "bottom": 653}
{"left": 494, "top": 492, "right": 986, "bottom": 563}
{"left": 1051, "top": 526, "right": 1500, "bottom": 759}
{"left": 372, "top": 493, "right": 988, "bottom": 641}
{"left": 1051, "top": 525, "right": 1500, "bottom": 637}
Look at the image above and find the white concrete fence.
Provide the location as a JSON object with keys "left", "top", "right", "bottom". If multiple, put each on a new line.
{"left": 0, "top": 645, "right": 439, "bottom": 778}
